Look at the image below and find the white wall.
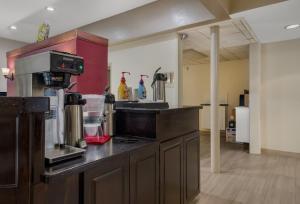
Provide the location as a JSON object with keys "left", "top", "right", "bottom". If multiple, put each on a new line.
{"left": 261, "top": 38, "right": 300, "bottom": 153}
{"left": 0, "top": 37, "right": 26, "bottom": 92}
{"left": 182, "top": 59, "right": 249, "bottom": 119}
{"left": 109, "top": 34, "right": 179, "bottom": 106}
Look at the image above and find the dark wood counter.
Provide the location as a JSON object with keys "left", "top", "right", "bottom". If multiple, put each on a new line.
{"left": 35, "top": 139, "right": 159, "bottom": 204}
{"left": 0, "top": 103, "right": 200, "bottom": 204}
{"left": 116, "top": 106, "right": 201, "bottom": 204}
{"left": 116, "top": 106, "right": 201, "bottom": 141}
{"left": 43, "top": 138, "right": 157, "bottom": 183}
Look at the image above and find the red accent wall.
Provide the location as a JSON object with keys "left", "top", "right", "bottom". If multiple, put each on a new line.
{"left": 76, "top": 39, "right": 108, "bottom": 94}
{"left": 6, "top": 30, "right": 108, "bottom": 96}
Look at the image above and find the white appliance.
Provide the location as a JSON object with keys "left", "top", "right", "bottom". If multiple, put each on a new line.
{"left": 235, "top": 107, "right": 250, "bottom": 143}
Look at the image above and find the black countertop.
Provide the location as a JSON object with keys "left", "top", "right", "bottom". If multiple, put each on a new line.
{"left": 43, "top": 137, "right": 156, "bottom": 183}
{"left": 115, "top": 105, "right": 202, "bottom": 113}
{"left": 200, "top": 103, "right": 228, "bottom": 106}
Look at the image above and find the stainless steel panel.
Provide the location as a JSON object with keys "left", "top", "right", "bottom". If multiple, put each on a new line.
{"left": 15, "top": 50, "right": 83, "bottom": 76}
{"left": 104, "top": 103, "right": 115, "bottom": 136}
{"left": 64, "top": 105, "right": 84, "bottom": 147}
{"left": 153, "top": 81, "right": 166, "bottom": 102}
{"left": 15, "top": 74, "right": 33, "bottom": 97}
{"left": 15, "top": 52, "right": 51, "bottom": 76}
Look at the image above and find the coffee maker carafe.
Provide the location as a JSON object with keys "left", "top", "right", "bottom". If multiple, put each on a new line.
{"left": 15, "top": 51, "right": 86, "bottom": 164}
{"left": 151, "top": 67, "right": 167, "bottom": 102}
{"left": 64, "top": 93, "right": 87, "bottom": 148}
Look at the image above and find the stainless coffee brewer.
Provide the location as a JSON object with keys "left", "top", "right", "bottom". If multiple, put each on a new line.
{"left": 151, "top": 67, "right": 168, "bottom": 102}
{"left": 15, "top": 50, "right": 86, "bottom": 164}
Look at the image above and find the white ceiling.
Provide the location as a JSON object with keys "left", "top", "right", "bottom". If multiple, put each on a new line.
{"left": 181, "top": 19, "right": 256, "bottom": 65}
{"left": 81, "top": 0, "right": 214, "bottom": 44}
{"left": 231, "top": 0, "right": 300, "bottom": 43}
{"left": 183, "top": 46, "right": 249, "bottom": 65}
{"left": 0, "top": 0, "right": 157, "bottom": 43}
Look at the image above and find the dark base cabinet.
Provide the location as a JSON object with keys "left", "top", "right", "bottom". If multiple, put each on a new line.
{"left": 31, "top": 142, "right": 160, "bottom": 204}
{"left": 184, "top": 132, "right": 200, "bottom": 204}
{"left": 83, "top": 143, "right": 160, "bottom": 204}
{"left": 0, "top": 98, "right": 49, "bottom": 204}
{"left": 0, "top": 104, "right": 200, "bottom": 204}
{"left": 130, "top": 143, "right": 159, "bottom": 204}
{"left": 160, "top": 131, "right": 200, "bottom": 204}
{"left": 33, "top": 174, "right": 80, "bottom": 204}
{"left": 84, "top": 153, "right": 130, "bottom": 204}
{"left": 160, "top": 137, "right": 184, "bottom": 204}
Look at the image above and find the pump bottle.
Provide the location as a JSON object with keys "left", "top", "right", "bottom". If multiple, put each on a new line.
{"left": 138, "top": 75, "right": 149, "bottom": 99}
{"left": 118, "top": 72, "right": 130, "bottom": 100}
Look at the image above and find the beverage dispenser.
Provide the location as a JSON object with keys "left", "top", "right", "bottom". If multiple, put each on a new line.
{"left": 151, "top": 67, "right": 168, "bottom": 102}
{"left": 15, "top": 50, "right": 86, "bottom": 164}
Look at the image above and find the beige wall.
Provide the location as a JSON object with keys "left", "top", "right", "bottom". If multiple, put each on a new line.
{"left": 261, "top": 38, "right": 300, "bottom": 153}
{"left": 109, "top": 34, "right": 179, "bottom": 106}
{"left": 182, "top": 59, "right": 249, "bottom": 119}
{"left": 0, "top": 37, "right": 26, "bottom": 92}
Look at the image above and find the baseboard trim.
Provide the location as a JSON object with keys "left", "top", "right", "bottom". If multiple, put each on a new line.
{"left": 262, "top": 148, "right": 300, "bottom": 159}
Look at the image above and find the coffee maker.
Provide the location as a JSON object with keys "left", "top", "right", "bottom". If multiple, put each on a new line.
{"left": 15, "top": 50, "right": 86, "bottom": 164}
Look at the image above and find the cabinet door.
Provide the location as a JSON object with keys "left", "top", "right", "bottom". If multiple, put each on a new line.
{"left": 184, "top": 132, "right": 200, "bottom": 203}
{"left": 160, "top": 137, "right": 184, "bottom": 204}
{"left": 0, "top": 113, "right": 24, "bottom": 204}
{"left": 84, "top": 153, "right": 129, "bottom": 204}
{"left": 130, "top": 143, "right": 159, "bottom": 204}
{"left": 33, "top": 174, "right": 80, "bottom": 204}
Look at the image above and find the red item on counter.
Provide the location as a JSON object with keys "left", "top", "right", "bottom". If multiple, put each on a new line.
{"left": 85, "top": 135, "right": 111, "bottom": 145}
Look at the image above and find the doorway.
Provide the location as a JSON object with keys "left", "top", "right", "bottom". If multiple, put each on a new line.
{"left": 178, "top": 19, "right": 256, "bottom": 153}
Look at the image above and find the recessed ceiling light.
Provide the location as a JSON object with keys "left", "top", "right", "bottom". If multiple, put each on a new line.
{"left": 9, "top": 25, "right": 17, "bottom": 30}
{"left": 285, "top": 24, "right": 300, "bottom": 30}
{"left": 46, "top": 6, "right": 55, "bottom": 12}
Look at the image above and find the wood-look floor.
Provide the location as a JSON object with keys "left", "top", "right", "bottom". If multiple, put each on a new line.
{"left": 192, "top": 135, "right": 300, "bottom": 204}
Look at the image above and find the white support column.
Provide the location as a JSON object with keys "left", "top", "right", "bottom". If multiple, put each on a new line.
{"left": 249, "top": 43, "right": 262, "bottom": 154}
{"left": 177, "top": 34, "right": 184, "bottom": 106}
{"left": 210, "top": 26, "right": 220, "bottom": 173}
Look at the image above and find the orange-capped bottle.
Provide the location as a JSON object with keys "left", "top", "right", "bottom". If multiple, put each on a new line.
{"left": 118, "top": 72, "right": 130, "bottom": 100}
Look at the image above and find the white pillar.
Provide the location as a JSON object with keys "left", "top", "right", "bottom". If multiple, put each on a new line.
{"left": 178, "top": 34, "right": 184, "bottom": 106}
{"left": 210, "top": 26, "right": 220, "bottom": 173}
{"left": 249, "top": 43, "right": 262, "bottom": 154}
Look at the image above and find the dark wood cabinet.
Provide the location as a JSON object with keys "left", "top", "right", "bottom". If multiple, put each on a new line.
{"left": 84, "top": 153, "right": 130, "bottom": 204}
{"left": 0, "top": 102, "right": 200, "bottom": 204}
{"left": 160, "top": 137, "right": 184, "bottom": 204}
{"left": 0, "top": 97, "right": 49, "bottom": 204}
{"left": 130, "top": 143, "right": 159, "bottom": 204}
{"left": 160, "top": 131, "right": 200, "bottom": 204}
{"left": 184, "top": 132, "right": 200, "bottom": 204}
{"left": 116, "top": 107, "right": 201, "bottom": 204}
{"left": 33, "top": 174, "right": 80, "bottom": 204}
